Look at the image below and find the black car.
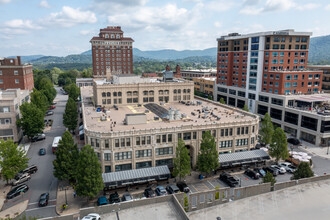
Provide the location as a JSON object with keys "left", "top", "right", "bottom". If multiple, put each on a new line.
{"left": 287, "top": 138, "right": 301, "bottom": 146}
{"left": 16, "top": 165, "right": 38, "bottom": 179}
{"left": 109, "top": 192, "right": 120, "bottom": 204}
{"left": 121, "top": 193, "right": 133, "bottom": 202}
{"left": 31, "top": 133, "right": 46, "bottom": 142}
{"left": 45, "top": 110, "right": 54, "bottom": 116}
{"left": 166, "top": 184, "right": 180, "bottom": 194}
{"left": 244, "top": 169, "right": 260, "bottom": 179}
{"left": 219, "top": 172, "right": 239, "bottom": 187}
{"left": 144, "top": 188, "right": 156, "bottom": 198}
{"left": 176, "top": 182, "right": 190, "bottom": 193}
{"left": 38, "top": 193, "right": 49, "bottom": 207}
{"left": 6, "top": 184, "right": 29, "bottom": 199}
{"left": 39, "top": 148, "right": 46, "bottom": 156}
{"left": 254, "top": 168, "right": 266, "bottom": 177}
{"left": 263, "top": 166, "right": 279, "bottom": 176}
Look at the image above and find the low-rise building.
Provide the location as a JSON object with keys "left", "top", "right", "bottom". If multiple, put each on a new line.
{"left": 76, "top": 78, "right": 93, "bottom": 87}
{"left": 308, "top": 65, "right": 330, "bottom": 93}
{"left": 181, "top": 69, "right": 217, "bottom": 81}
{"left": 193, "top": 77, "right": 216, "bottom": 96}
{"left": 0, "top": 89, "right": 30, "bottom": 142}
{"left": 81, "top": 75, "right": 259, "bottom": 173}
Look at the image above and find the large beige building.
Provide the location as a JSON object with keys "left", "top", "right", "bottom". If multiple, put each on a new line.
{"left": 0, "top": 89, "right": 30, "bottom": 142}
{"left": 81, "top": 75, "right": 259, "bottom": 173}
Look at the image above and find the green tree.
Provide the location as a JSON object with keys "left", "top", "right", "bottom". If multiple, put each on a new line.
{"left": 17, "top": 103, "right": 44, "bottom": 139}
{"left": 81, "top": 67, "right": 93, "bottom": 78}
{"left": 172, "top": 139, "right": 191, "bottom": 181}
{"left": 260, "top": 113, "right": 274, "bottom": 145}
{"left": 183, "top": 194, "right": 189, "bottom": 212}
{"left": 50, "top": 67, "right": 62, "bottom": 84}
{"left": 292, "top": 162, "right": 314, "bottom": 180}
{"left": 262, "top": 171, "right": 276, "bottom": 186}
{"left": 269, "top": 127, "right": 289, "bottom": 163}
{"left": 0, "top": 140, "right": 29, "bottom": 184}
{"left": 75, "top": 145, "right": 103, "bottom": 199}
{"left": 65, "top": 83, "right": 80, "bottom": 101}
{"left": 38, "top": 77, "right": 57, "bottom": 104}
{"left": 197, "top": 131, "right": 219, "bottom": 175}
{"left": 30, "top": 89, "right": 48, "bottom": 113}
{"left": 219, "top": 98, "right": 225, "bottom": 104}
{"left": 242, "top": 104, "right": 249, "bottom": 112}
{"left": 63, "top": 98, "right": 78, "bottom": 132}
{"left": 53, "top": 131, "right": 79, "bottom": 182}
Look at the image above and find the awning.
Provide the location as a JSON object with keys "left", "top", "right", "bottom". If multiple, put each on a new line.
{"left": 219, "top": 150, "right": 270, "bottom": 168}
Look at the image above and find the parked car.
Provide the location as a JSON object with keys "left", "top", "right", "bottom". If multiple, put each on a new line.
{"left": 38, "top": 193, "right": 49, "bottom": 207}
{"left": 12, "top": 173, "right": 31, "bottom": 186}
{"left": 39, "top": 148, "right": 46, "bottom": 156}
{"left": 244, "top": 169, "right": 260, "bottom": 179}
{"left": 121, "top": 193, "right": 133, "bottom": 202}
{"left": 6, "top": 184, "right": 29, "bottom": 199}
{"left": 263, "top": 166, "right": 279, "bottom": 176}
{"left": 219, "top": 172, "right": 239, "bottom": 187}
{"left": 31, "top": 133, "right": 46, "bottom": 142}
{"left": 52, "top": 102, "right": 57, "bottom": 105}
{"left": 97, "top": 196, "right": 108, "bottom": 206}
{"left": 82, "top": 213, "right": 101, "bottom": 220}
{"left": 48, "top": 105, "right": 56, "bottom": 110}
{"left": 287, "top": 138, "right": 301, "bottom": 146}
{"left": 16, "top": 165, "right": 38, "bottom": 178}
{"left": 144, "top": 188, "right": 156, "bottom": 198}
{"left": 109, "top": 192, "right": 120, "bottom": 204}
{"left": 45, "top": 110, "right": 54, "bottom": 116}
{"left": 254, "top": 168, "right": 266, "bottom": 177}
{"left": 166, "top": 184, "right": 180, "bottom": 194}
{"left": 271, "top": 165, "right": 286, "bottom": 174}
{"left": 155, "top": 186, "right": 168, "bottom": 196}
{"left": 279, "top": 162, "right": 296, "bottom": 173}
{"left": 176, "top": 182, "right": 190, "bottom": 193}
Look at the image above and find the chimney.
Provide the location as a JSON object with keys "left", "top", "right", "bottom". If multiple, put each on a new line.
{"left": 17, "top": 56, "right": 21, "bottom": 65}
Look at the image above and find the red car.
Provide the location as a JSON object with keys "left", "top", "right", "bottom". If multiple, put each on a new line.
{"left": 48, "top": 105, "right": 56, "bottom": 110}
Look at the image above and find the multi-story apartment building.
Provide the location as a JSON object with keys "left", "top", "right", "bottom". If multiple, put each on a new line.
{"left": 308, "top": 65, "right": 330, "bottom": 93}
{"left": 215, "top": 30, "right": 328, "bottom": 147}
{"left": 81, "top": 74, "right": 259, "bottom": 173}
{"left": 0, "top": 89, "right": 30, "bottom": 142}
{"left": 193, "top": 77, "right": 216, "bottom": 96}
{"left": 90, "top": 26, "right": 134, "bottom": 78}
{"left": 0, "top": 56, "right": 34, "bottom": 90}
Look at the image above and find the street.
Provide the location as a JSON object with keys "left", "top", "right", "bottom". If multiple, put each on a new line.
{"left": 2, "top": 87, "right": 67, "bottom": 218}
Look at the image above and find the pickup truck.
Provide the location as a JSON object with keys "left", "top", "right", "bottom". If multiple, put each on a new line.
{"left": 219, "top": 172, "right": 239, "bottom": 187}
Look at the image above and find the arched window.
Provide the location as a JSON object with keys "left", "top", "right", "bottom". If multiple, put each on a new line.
{"left": 183, "top": 89, "right": 187, "bottom": 93}
{"left": 178, "top": 89, "right": 181, "bottom": 94}
{"left": 149, "top": 90, "right": 154, "bottom": 95}
{"left": 159, "top": 90, "right": 163, "bottom": 95}
{"left": 113, "top": 92, "right": 117, "bottom": 97}
{"left": 118, "top": 92, "right": 122, "bottom": 96}
{"left": 164, "top": 90, "right": 169, "bottom": 94}
{"left": 107, "top": 92, "right": 111, "bottom": 97}
{"left": 187, "top": 89, "right": 191, "bottom": 93}
{"left": 102, "top": 92, "right": 106, "bottom": 97}
{"left": 174, "top": 89, "right": 177, "bottom": 94}
{"left": 127, "top": 91, "right": 132, "bottom": 96}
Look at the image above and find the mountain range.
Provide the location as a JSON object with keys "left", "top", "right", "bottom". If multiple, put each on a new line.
{"left": 10, "top": 35, "right": 330, "bottom": 67}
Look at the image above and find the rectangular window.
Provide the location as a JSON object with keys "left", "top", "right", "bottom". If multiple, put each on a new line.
{"left": 162, "top": 134, "right": 167, "bottom": 143}
{"left": 237, "top": 127, "right": 240, "bottom": 135}
{"left": 126, "top": 138, "right": 131, "bottom": 147}
{"left": 104, "top": 153, "right": 111, "bottom": 161}
{"left": 114, "top": 151, "right": 132, "bottom": 160}
{"left": 141, "top": 136, "right": 146, "bottom": 145}
{"left": 155, "top": 147, "right": 173, "bottom": 156}
{"left": 284, "top": 82, "right": 291, "bottom": 88}
{"left": 135, "top": 149, "right": 152, "bottom": 158}
{"left": 156, "top": 135, "right": 161, "bottom": 143}
{"left": 14, "top": 70, "right": 18, "bottom": 75}
{"left": 136, "top": 137, "right": 140, "bottom": 146}
{"left": 271, "top": 98, "right": 283, "bottom": 106}
{"left": 15, "top": 79, "right": 19, "bottom": 84}
{"left": 147, "top": 136, "right": 151, "bottom": 145}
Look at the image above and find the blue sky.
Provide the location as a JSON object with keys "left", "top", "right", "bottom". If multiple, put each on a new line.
{"left": 0, "top": 0, "right": 329, "bottom": 56}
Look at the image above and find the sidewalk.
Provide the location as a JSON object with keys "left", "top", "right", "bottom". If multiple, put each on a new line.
{"left": 297, "top": 140, "right": 330, "bottom": 160}
{"left": 56, "top": 183, "right": 84, "bottom": 216}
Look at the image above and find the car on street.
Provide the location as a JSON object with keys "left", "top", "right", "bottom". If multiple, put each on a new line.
{"left": 31, "top": 133, "right": 46, "bottom": 142}
{"left": 271, "top": 165, "right": 286, "bottom": 174}
{"left": 121, "top": 193, "right": 133, "bottom": 202}
{"left": 82, "top": 213, "right": 101, "bottom": 220}
{"left": 39, "top": 148, "right": 46, "bottom": 156}
{"left": 263, "top": 166, "right": 279, "bottom": 176}
{"left": 45, "top": 110, "right": 54, "bottom": 116}
{"left": 177, "top": 182, "right": 190, "bottom": 193}
{"left": 219, "top": 172, "right": 239, "bottom": 187}
{"left": 21, "top": 165, "right": 38, "bottom": 175}
{"left": 144, "top": 187, "right": 156, "bottom": 198}
{"left": 287, "top": 138, "right": 301, "bottom": 146}
{"left": 97, "top": 196, "right": 108, "bottom": 206}
{"left": 48, "top": 105, "right": 56, "bottom": 110}
{"left": 279, "top": 162, "right": 296, "bottom": 173}
{"left": 52, "top": 101, "right": 57, "bottom": 105}
{"left": 109, "top": 192, "right": 120, "bottom": 204}
{"left": 166, "top": 184, "right": 180, "bottom": 194}
{"left": 6, "top": 184, "right": 29, "bottom": 199}
{"left": 244, "top": 169, "right": 260, "bottom": 179}
{"left": 38, "top": 193, "right": 49, "bottom": 207}
{"left": 155, "top": 186, "right": 168, "bottom": 196}
{"left": 12, "top": 173, "right": 31, "bottom": 186}
{"left": 254, "top": 168, "right": 266, "bottom": 177}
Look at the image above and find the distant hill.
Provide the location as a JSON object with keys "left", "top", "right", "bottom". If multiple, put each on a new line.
{"left": 8, "top": 55, "right": 44, "bottom": 63}
{"left": 31, "top": 54, "right": 92, "bottom": 65}
{"left": 308, "top": 35, "right": 330, "bottom": 64}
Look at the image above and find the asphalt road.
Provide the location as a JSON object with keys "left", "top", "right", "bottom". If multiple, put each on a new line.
{"left": 2, "top": 87, "right": 67, "bottom": 218}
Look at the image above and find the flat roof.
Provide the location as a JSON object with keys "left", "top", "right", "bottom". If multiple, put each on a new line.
{"left": 219, "top": 150, "right": 270, "bottom": 166}
{"left": 81, "top": 87, "right": 257, "bottom": 133}
{"left": 295, "top": 95, "right": 330, "bottom": 103}
{"left": 102, "top": 166, "right": 170, "bottom": 185}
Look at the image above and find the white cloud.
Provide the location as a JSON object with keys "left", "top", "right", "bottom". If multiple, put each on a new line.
{"left": 325, "top": 4, "right": 330, "bottom": 10}
{"left": 296, "top": 3, "right": 320, "bottom": 11}
{"left": 3, "top": 19, "right": 41, "bottom": 30}
{"left": 214, "top": 22, "right": 222, "bottom": 28}
{"left": 80, "top": 29, "right": 97, "bottom": 36}
{"left": 92, "top": 0, "right": 147, "bottom": 13}
{"left": 45, "top": 6, "right": 97, "bottom": 27}
{"left": 205, "top": 0, "right": 235, "bottom": 12}
{"left": 39, "top": 0, "right": 50, "bottom": 8}
{"left": 263, "top": 0, "right": 295, "bottom": 12}
{"left": 242, "top": 0, "right": 260, "bottom": 6}
{"left": 240, "top": 6, "right": 263, "bottom": 15}
{"left": 0, "top": 0, "right": 11, "bottom": 4}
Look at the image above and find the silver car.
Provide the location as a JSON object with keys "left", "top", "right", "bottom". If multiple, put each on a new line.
{"left": 13, "top": 173, "right": 31, "bottom": 186}
{"left": 279, "top": 162, "right": 296, "bottom": 173}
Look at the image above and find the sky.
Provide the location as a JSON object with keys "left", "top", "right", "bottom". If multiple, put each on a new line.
{"left": 0, "top": 0, "right": 330, "bottom": 57}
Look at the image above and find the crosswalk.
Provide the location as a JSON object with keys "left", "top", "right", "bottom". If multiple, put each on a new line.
{"left": 25, "top": 199, "right": 56, "bottom": 212}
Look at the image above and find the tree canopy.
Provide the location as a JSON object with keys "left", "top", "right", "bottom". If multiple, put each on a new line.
{"left": 219, "top": 98, "right": 225, "bottom": 104}
{"left": 63, "top": 98, "right": 78, "bottom": 132}
{"left": 262, "top": 171, "right": 276, "bottom": 186}
{"left": 269, "top": 127, "right": 289, "bottom": 163}
{"left": 0, "top": 140, "right": 29, "bottom": 184}
{"left": 243, "top": 104, "right": 249, "bottom": 112}
{"left": 172, "top": 138, "right": 191, "bottom": 181}
{"left": 260, "top": 113, "right": 274, "bottom": 145}
{"left": 17, "top": 102, "right": 44, "bottom": 139}
{"left": 292, "top": 162, "right": 314, "bottom": 180}
{"left": 30, "top": 89, "right": 48, "bottom": 113}
{"left": 197, "top": 131, "right": 219, "bottom": 175}
{"left": 64, "top": 83, "right": 80, "bottom": 101}
{"left": 75, "top": 145, "right": 103, "bottom": 199}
